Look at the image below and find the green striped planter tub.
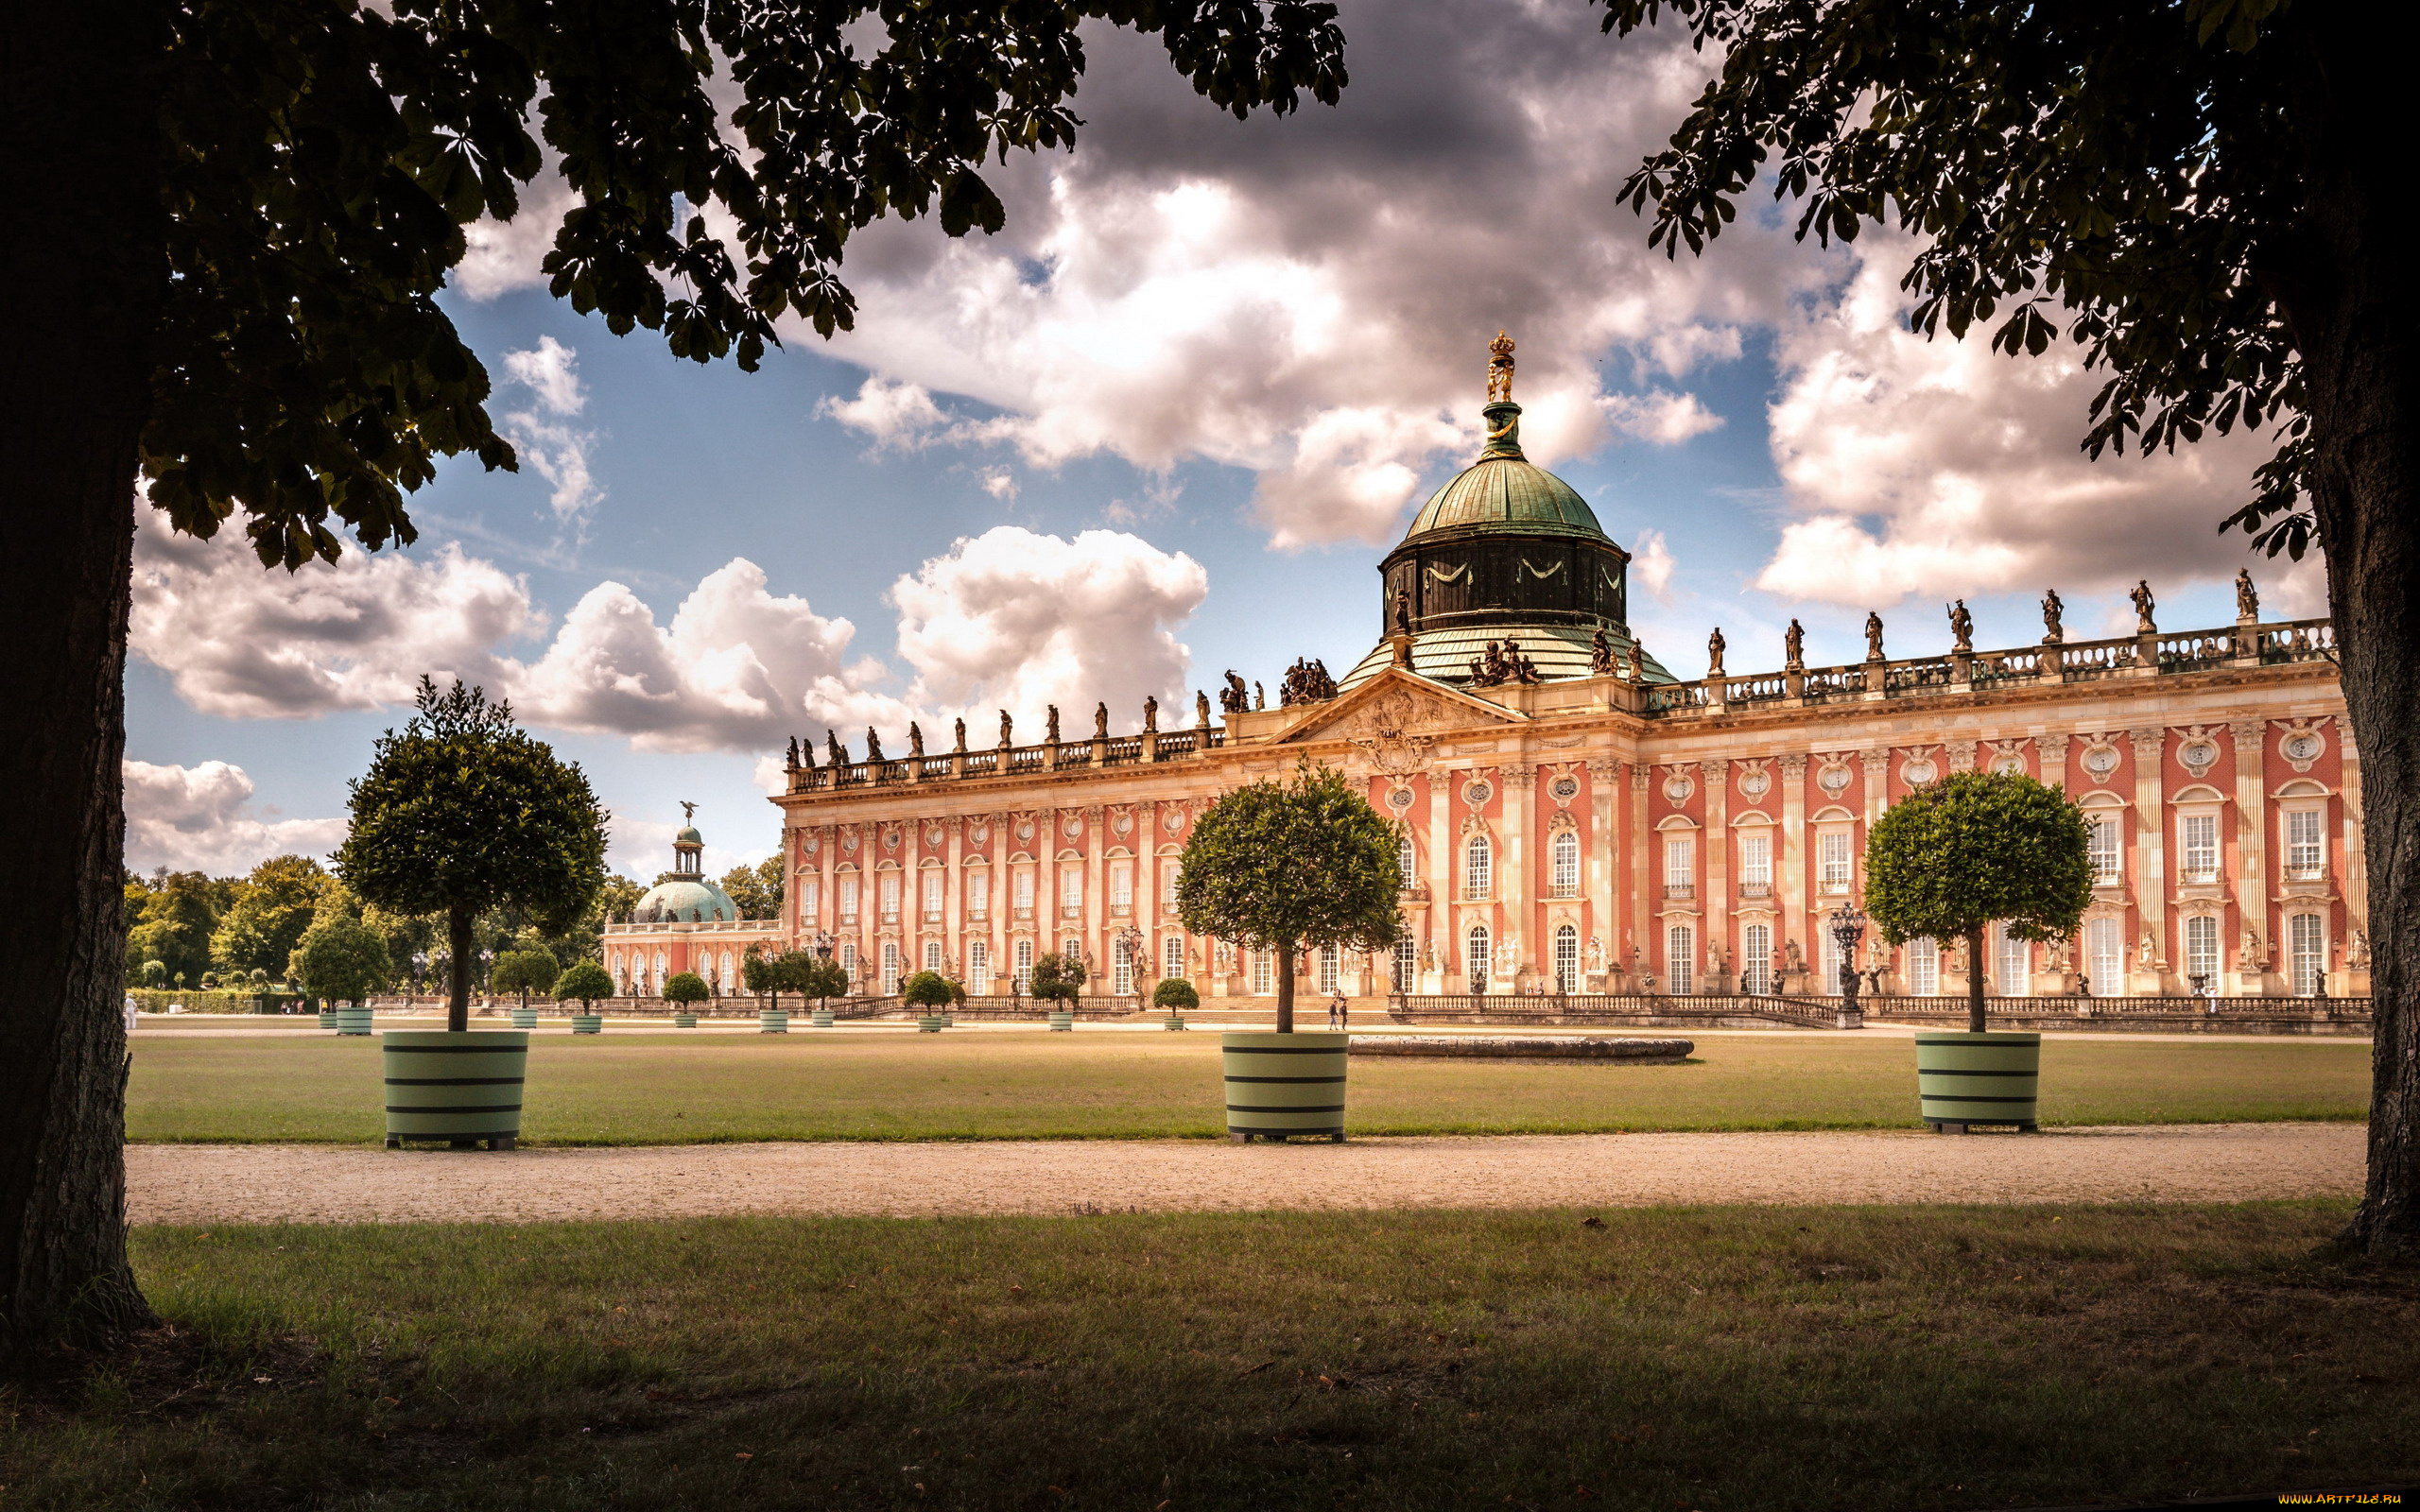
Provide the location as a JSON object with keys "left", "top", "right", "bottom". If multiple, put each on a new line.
{"left": 570, "top": 1013, "right": 603, "bottom": 1035}
{"left": 811, "top": 1008, "right": 835, "bottom": 1027}
{"left": 334, "top": 1004, "right": 374, "bottom": 1036}
{"left": 760, "top": 1010, "right": 788, "bottom": 1034}
{"left": 674, "top": 1013, "right": 699, "bottom": 1027}
{"left": 917, "top": 1015, "right": 949, "bottom": 1033}
{"left": 318, "top": 1009, "right": 337, "bottom": 1029}
{"left": 510, "top": 1007, "right": 539, "bottom": 1029}
{"left": 382, "top": 1030, "right": 527, "bottom": 1149}
{"left": 1163, "top": 1015, "right": 1189, "bottom": 1031}
{"left": 1914, "top": 1031, "right": 2042, "bottom": 1132}
{"left": 1047, "top": 1010, "right": 1074, "bottom": 1032}
{"left": 1220, "top": 1031, "right": 1349, "bottom": 1142}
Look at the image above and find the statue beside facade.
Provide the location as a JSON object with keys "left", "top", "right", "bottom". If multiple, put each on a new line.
{"left": 1467, "top": 639, "right": 1542, "bottom": 688}
{"left": 1279, "top": 657, "right": 1339, "bottom": 705}
{"left": 2236, "top": 567, "right": 2260, "bottom": 620}
{"left": 2042, "top": 588, "right": 2066, "bottom": 644}
{"left": 1219, "top": 671, "right": 1251, "bottom": 713}
{"left": 1947, "top": 599, "right": 1973, "bottom": 652}
{"left": 1706, "top": 627, "right": 1726, "bottom": 677}
{"left": 863, "top": 727, "right": 886, "bottom": 763}
{"left": 1589, "top": 627, "right": 1616, "bottom": 676}
{"left": 908, "top": 722, "right": 925, "bottom": 759}
{"left": 1863, "top": 610, "right": 1885, "bottom": 662}
{"left": 1784, "top": 618, "right": 1806, "bottom": 673}
{"left": 2131, "top": 579, "right": 2158, "bottom": 635}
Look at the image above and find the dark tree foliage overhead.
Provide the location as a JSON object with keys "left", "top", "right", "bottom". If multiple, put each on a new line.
{"left": 337, "top": 679, "right": 608, "bottom": 1034}
{"left": 1, "top": 0, "right": 1345, "bottom": 1365}
{"left": 1597, "top": 0, "right": 2418, "bottom": 1260}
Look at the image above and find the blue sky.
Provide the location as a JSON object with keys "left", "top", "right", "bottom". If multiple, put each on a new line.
{"left": 121, "top": 0, "right": 2308, "bottom": 883}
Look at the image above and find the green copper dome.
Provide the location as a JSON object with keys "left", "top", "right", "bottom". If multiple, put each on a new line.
{"left": 1401, "top": 403, "right": 1608, "bottom": 542}
{"left": 633, "top": 876, "right": 736, "bottom": 924}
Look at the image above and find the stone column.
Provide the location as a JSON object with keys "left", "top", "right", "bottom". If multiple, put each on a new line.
{"left": 2037, "top": 732, "right": 2070, "bottom": 794}
{"left": 2337, "top": 715, "right": 2368, "bottom": 992}
{"left": 2129, "top": 728, "right": 2169, "bottom": 992}
{"left": 1502, "top": 765, "right": 1534, "bottom": 989}
{"left": 1587, "top": 757, "right": 1619, "bottom": 988}
{"left": 943, "top": 816, "right": 965, "bottom": 980}
{"left": 2229, "top": 719, "right": 2270, "bottom": 994}
{"left": 1429, "top": 769, "right": 1457, "bottom": 991}
{"left": 1630, "top": 765, "right": 1652, "bottom": 984}
{"left": 1083, "top": 806, "right": 1107, "bottom": 989}
{"left": 1701, "top": 760, "right": 1731, "bottom": 993}
{"left": 1778, "top": 754, "right": 1809, "bottom": 988}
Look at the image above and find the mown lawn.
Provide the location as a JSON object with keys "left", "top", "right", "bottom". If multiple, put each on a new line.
{"left": 125, "top": 1030, "right": 2370, "bottom": 1144}
{"left": 5, "top": 1202, "right": 2413, "bottom": 1511}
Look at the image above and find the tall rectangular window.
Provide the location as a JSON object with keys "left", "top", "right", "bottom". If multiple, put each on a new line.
{"left": 1819, "top": 923, "right": 1845, "bottom": 996}
{"left": 2086, "top": 918, "right": 2123, "bottom": 997}
{"left": 800, "top": 877, "right": 821, "bottom": 925}
{"left": 1163, "top": 935, "right": 1185, "bottom": 982}
{"left": 1110, "top": 861, "right": 1132, "bottom": 910}
{"left": 1817, "top": 831, "right": 1853, "bottom": 892}
{"left": 1549, "top": 831, "right": 1580, "bottom": 898}
{"left": 1013, "top": 937, "right": 1034, "bottom": 991}
{"left": 1666, "top": 925, "right": 1695, "bottom": 994}
{"left": 880, "top": 941, "right": 901, "bottom": 995}
{"left": 923, "top": 941, "right": 943, "bottom": 975}
{"left": 2087, "top": 816, "right": 2122, "bottom": 884}
{"left": 1060, "top": 868, "right": 1082, "bottom": 916}
{"left": 1994, "top": 924, "right": 2031, "bottom": 997}
{"left": 838, "top": 875, "right": 859, "bottom": 924}
{"left": 1465, "top": 927, "right": 1491, "bottom": 993}
{"left": 1393, "top": 936, "right": 1418, "bottom": 990}
{"left": 2290, "top": 913, "right": 2325, "bottom": 996}
{"left": 967, "top": 871, "right": 989, "bottom": 919}
{"left": 1250, "top": 948, "right": 1274, "bottom": 996}
{"left": 1664, "top": 836, "right": 1694, "bottom": 897}
{"left": 969, "top": 940, "right": 992, "bottom": 994}
{"left": 1398, "top": 835, "right": 1417, "bottom": 886}
{"left": 2184, "top": 914, "right": 2220, "bottom": 988}
{"left": 2286, "top": 809, "right": 2325, "bottom": 879}
{"left": 1553, "top": 925, "right": 1579, "bottom": 993}
{"left": 922, "top": 871, "right": 943, "bottom": 920}
{"left": 1113, "top": 936, "right": 1136, "bottom": 996}
{"left": 1906, "top": 936, "right": 1940, "bottom": 996}
{"left": 2180, "top": 813, "right": 2220, "bottom": 884}
{"left": 1742, "top": 923, "right": 1772, "bottom": 995}
{"left": 1316, "top": 944, "right": 1340, "bottom": 995}
{"left": 878, "top": 873, "right": 900, "bottom": 923}
{"left": 1013, "top": 869, "right": 1034, "bottom": 913}
{"left": 1464, "top": 835, "right": 1493, "bottom": 900}
{"left": 1737, "top": 833, "right": 1772, "bottom": 890}
{"left": 1162, "top": 861, "right": 1182, "bottom": 906}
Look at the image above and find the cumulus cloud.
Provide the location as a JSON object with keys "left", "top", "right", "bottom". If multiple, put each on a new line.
{"left": 1631, "top": 529, "right": 1678, "bottom": 602}
{"left": 497, "top": 335, "right": 604, "bottom": 527}
{"left": 889, "top": 526, "right": 1207, "bottom": 728}
{"left": 978, "top": 467, "right": 1020, "bottom": 501}
{"left": 130, "top": 511, "right": 537, "bottom": 719}
{"left": 1754, "top": 232, "right": 2284, "bottom": 608}
{"left": 123, "top": 759, "right": 347, "bottom": 876}
{"left": 810, "top": 1, "right": 1801, "bottom": 547}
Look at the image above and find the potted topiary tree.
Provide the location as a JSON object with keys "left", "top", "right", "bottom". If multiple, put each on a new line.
{"left": 1178, "top": 759, "right": 1401, "bottom": 1142}
{"left": 1152, "top": 976, "right": 1199, "bottom": 1031}
{"left": 1030, "top": 951, "right": 1086, "bottom": 1032}
{"left": 1864, "top": 770, "right": 2092, "bottom": 1134}
{"left": 789, "top": 952, "right": 849, "bottom": 1026}
{"left": 661, "top": 971, "right": 710, "bottom": 1032}
{"left": 742, "top": 945, "right": 774, "bottom": 1016}
{"left": 553, "top": 958, "right": 614, "bottom": 1033}
{"left": 492, "top": 948, "right": 558, "bottom": 1029}
{"left": 287, "top": 910, "right": 391, "bottom": 1037}
{"left": 338, "top": 679, "right": 607, "bottom": 1149}
{"left": 903, "top": 970, "right": 958, "bottom": 1032}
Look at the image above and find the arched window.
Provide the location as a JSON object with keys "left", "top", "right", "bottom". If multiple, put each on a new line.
{"left": 651, "top": 951, "right": 666, "bottom": 996}
{"left": 2084, "top": 919, "right": 2122, "bottom": 997}
{"left": 1549, "top": 831, "right": 1580, "bottom": 898}
{"left": 719, "top": 950, "right": 734, "bottom": 994}
{"left": 969, "top": 939, "right": 993, "bottom": 994}
{"left": 924, "top": 940, "right": 944, "bottom": 975}
{"left": 2289, "top": 913, "right": 2325, "bottom": 997}
{"left": 879, "top": 941, "right": 901, "bottom": 995}
{"left": 1113, "top": 935, "right": 1136, "bottom": 996}
{"left": 2184, "top": 915, "right": 2220, "bottom": 991}
{"left": 1465, "top": 926, "right": 1491, "bottom": 993}
{"left": 1552, "top": 924, "right": 1579, "bottom": 993}
{"left": 1742, "top": 923, "right": 1772, "bottom": 995}
{"left": 1397, "top": 834, "right": 1417, "bottom": 886}
{"left": 1163, "top": 935, "right": 1185, "bottom": 982}
{"left": 1907, "top": 936, "right": 1941, "bottom": 997}
{"left": 1393, "top": 936, "right": 1417, "bottom": 991}
{"left": 1464, "top": 834, "right": 1493, "bottom": 900}
{"left": 1012, "top": 937, "right": 1034, "bottom": 991}
{"left": 1665, "top": 925, "right": 1694, "bottom": 994}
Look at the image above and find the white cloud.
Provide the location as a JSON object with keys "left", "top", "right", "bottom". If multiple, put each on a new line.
{"left": 454, "top": 172, "right": 579, "bottom": 301}
{"left": 123, "top": 759, "right": 346, "bottom": 876}
{"left": 130, "top": 512, "right": 537, "bottom": 720}
{"left": 514, "top": 559, "right": 910, "bottom": 753}
{"left": 1631, "top": 529, "right": 1677, "bottom": 601}
{"left": 807, "top": 3, "right": 1802, "bottom": 547}
{"left": 889, "top": 526, "right": 1207, "bottom": 730}
{"left": 498, "top": 335, "right": 603, "bottom": 526}
{"left": 979, "top": 467, "right": 1020, "bottom": 501}
{"left": 1753, "top": 232, "right": 2284, "bottom": 608}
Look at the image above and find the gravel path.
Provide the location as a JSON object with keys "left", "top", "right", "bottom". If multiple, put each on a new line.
{"left": 128, "top": 1123, "right": 2361, "bottom": 1225}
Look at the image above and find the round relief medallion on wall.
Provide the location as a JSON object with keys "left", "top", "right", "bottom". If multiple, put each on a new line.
{"left": 1663, "top": 773, "right": 1696, "bottom": 803}
{"left": 925, "top": 825, "right": 943, "bottom": 847}
{"left": 1162, "top": 809, "right": 1184, "bottom": 832}
{"left": 882, "top": 828, "right": 900, "bottom": 851}
{"left": 1114, "top": 812, "right": 1132, "bottom": 835}
{"left": 1817, "top": 765, "right": 1852, "bottom": 796}
{"left": 2080, "top": 746, "right": 2120, "bottom": 780}
{"left": 2177, "top": 739, "right": 2220, "bottom": 777}
{"left": 1901, "top": 757, "right": 1938, "bottom": 786}
{"left": 1387, "top": 786, "right": 1415, "bottom": 812}
{"left": 1016, "top": 819, "right": 1035, "bottom": 840}
{"left": 1738, "top": 770, "right": 1771, "bottom": 799}
{"left": 2283, "top": 732, "right": 2323, "bottom": 763}
{"left": 803, "top": 834, "right": 820, "bottom": 856}
{"left": 1462, "top": 781, "right": 1494, "bottom": 807}
{"left": 1063, "top": 816, "right": 1083, "bottom": 837}
{"left": 841, "top": 831, "right": 858, "bottom": 853}
{"left": 1991, "top": 755, "right": 2025, "bottom": 776}
{"left": 969, "top": 824, "right": 988, "bottom": 845}
{"left": 1549, "top": 776, "right": 1580, "bottom": 803}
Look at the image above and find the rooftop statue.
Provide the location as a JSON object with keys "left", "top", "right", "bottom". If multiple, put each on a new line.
{"left": 1864, "top": 610, "right": 1885, "bottom": 662}
{"left": 2041, "top": 588, "right": 2066, "bottom": 644}
{"left": 1143, "top": 696, "right": 1158, "bottom": 733}
{"left": 998, "top": 710, "right": 1013, "bottom": 747}
{"left": 2236, "top": 567, "right": 2260, "bottom": 620}
{"left": 865, "top": 727, "right": 886, "bottom": 763}
{"left": 1254, "top": 680, "right": 1266, "bottom": 711}
{"left": 1589, "top": 627, "right": 1616, "bottom": 676}
{"left": 826, "top": 730, "right": 846, "bottom": 766}
{"left": 1947, "top": 599, "right": 1973, "bottom": 653}
{"left": 1046, "top": 705, "right": 1061, "bottom": 743}
{"left": 953, "top": 717, "right": 967, "bottom": 753}
{"left": 2131, "top": 579, "right": 2158, "bottom": 635}
{"left": 908, "top": 721, "right": 925, "bottom": 759}
{"left": 1093, "top": 701, "right": 1109, "bottom": 739}
{"left": 1486, "top": 329, "right": 1516, "bottom": 404}
{"left": 1706, "top": 626, "right": 1726, "bottom": 677}
{"left": 1219, "top": 671, "right": 1250, "bottom": 714}
{"left": 1784, "top": 618, "right": 1806, "bottom": 673}
{"left": 786, "top": 735, "right": 799, "bottom": 769}
{"left": 1196, "top": 690, "right": 1211, "bottom": 728}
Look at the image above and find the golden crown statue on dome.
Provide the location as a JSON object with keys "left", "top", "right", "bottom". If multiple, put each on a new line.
{"left": 1486, "top": 329, "right": 1515, "bottom": 404}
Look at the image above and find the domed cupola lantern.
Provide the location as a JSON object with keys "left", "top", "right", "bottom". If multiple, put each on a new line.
{"left": 1340, "top": 332, "right": 1673, "bottom": 690}
{"left": 630, "top": 802, "right": 737, "bottom": 924}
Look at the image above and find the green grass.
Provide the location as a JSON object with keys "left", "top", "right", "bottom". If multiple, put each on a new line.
{"left": 126, "top": 1030, "right": 2371, "bottom": 1144}
{"left": 6, "top": 1203, "right": 2413, "bottom": 1510}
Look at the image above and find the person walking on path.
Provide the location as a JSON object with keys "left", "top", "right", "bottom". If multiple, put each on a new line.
{"left": 1329, "top": 992, "right": 1349, "bottom": 1030}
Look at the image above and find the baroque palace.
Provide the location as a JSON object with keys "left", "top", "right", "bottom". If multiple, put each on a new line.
{"left": 609, "top": 335, "right": 2364, "bottom": 1006}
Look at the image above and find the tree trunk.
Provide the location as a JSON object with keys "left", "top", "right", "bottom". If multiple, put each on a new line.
{"left": 0, "top": 0, "right": 169, "bottom": 1366}
{"left": 1275, "top": 941, "right": 1296, "bottom": 1034}
{"left": 1965, "top": 922, "right": 1988, "bottom": 1035}
{"left": 2279, "top": 23, "right": 2419, "bottom": 1261}
{"left": 446, "top": 907, "right": 474, "bottom": 1034}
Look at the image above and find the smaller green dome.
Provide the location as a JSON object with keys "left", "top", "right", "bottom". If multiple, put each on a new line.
{"left": 676, "top": 826, "right": 702, "bottom": 845}
{"left": 1402, "top": 403, "right": 1607, "bottom": 542}
{"left": 633, "top": 877, "right": 735, "bottom": 924}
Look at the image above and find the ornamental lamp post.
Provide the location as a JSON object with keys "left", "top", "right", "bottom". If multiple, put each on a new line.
{"left": 811, "top": 929, "right": 835, "bottom": 960}
{"left": 1828, "top": 902, "right": 1867, "bottom": 1021}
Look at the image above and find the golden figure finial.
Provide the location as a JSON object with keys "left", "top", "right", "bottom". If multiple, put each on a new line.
{"left": 1486, "top": 330, "right": 1515, "bottom": 404}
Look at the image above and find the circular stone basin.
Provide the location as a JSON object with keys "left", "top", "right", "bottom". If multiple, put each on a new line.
{"left": 1346, "top": 1035, "right": 1691, "bottom": 1063}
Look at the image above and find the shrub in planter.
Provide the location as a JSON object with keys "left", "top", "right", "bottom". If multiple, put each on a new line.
{"left": 287, "top": 914, "right": 390, "bottom": 1009}
{"left": 1866, "top": 770, "right": 2090, "bottom": 1131}
{"left": 663, "top": 972, "right": 710, "bottom": 1011}
{"left": 554, "top": 959, "right": 614, "bottom": 1015}
{"left": 493, "top": 949, "right": 560, "bottom": 1015}
{"left": 1029, "top": 954, "right": 1085, "bottom": 1012}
